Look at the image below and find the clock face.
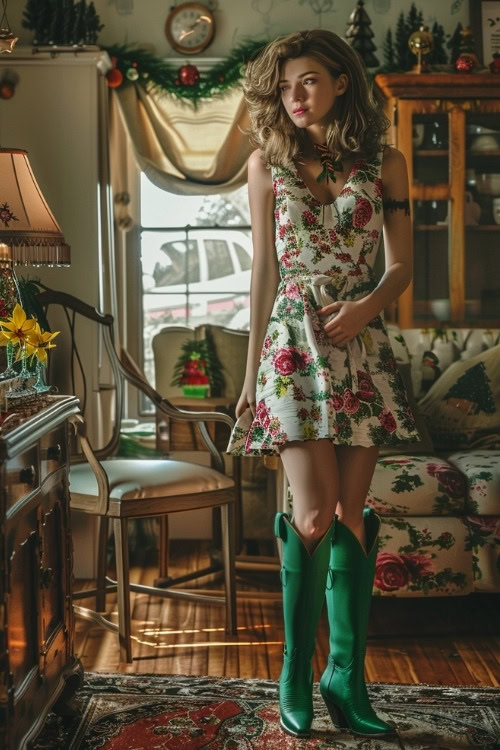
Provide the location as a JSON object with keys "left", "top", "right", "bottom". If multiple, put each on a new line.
{"left": 166, "top": 3, "right": 215, "bottom": 54}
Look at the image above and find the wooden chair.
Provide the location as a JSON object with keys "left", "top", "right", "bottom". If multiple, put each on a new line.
{"left": 36, "top": 287, "right": 237, "bottom": 663}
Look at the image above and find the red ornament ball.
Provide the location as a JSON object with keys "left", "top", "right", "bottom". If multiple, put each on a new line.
{"left": 107, "top": 68, "right": 124, "bottom": 88}
{"left": 219, "top": 75, "right": 225, "bottom": 83}
{"left": 0, "top": 83, "right": 14, "bottom": 99}
{"left": 455, "top": 54, "right": 475, "bottom": 73}
{"left": 179, "top": 64, "right": 200, "bottom": 86}
{"left": 489, "top": 52, "right": 500, "bottom": 73}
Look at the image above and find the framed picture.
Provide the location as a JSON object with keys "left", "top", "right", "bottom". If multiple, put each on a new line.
{"left": 470, "top": 0, "right": 500, "bottom": 67}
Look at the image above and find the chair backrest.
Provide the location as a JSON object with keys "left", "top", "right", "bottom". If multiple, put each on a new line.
{"left": 36, "top": 287, "right": 231, "bottom": 472}
{"left": 199, "top": 325, "right": 249, "bottom": 400}
{"left": 153, "top": 323, "right": 249, "bottom": 400}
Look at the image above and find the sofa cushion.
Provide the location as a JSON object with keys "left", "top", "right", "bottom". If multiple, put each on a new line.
{"left": 399, "top": 328, "right": 500, "bottom": 400}
{"left": 446, "top": 451, "right": 500, "bottom": 515}
{"left": 374, "top": 515, "right": 473, "bottom": 597}
{"left": 463, "top": 515, "right": 500, "bottom": 593}
{"left": 417, "top": 345, "right": 500, "bottom": 451}
{"left": 368, "top": 455, "right": 466, "bottom": 516}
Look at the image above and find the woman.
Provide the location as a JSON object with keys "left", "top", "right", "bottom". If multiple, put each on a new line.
{"left": 227, "top": 29, "right": 421, "bottom": 739}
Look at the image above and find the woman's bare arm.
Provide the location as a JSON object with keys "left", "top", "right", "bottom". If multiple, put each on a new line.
{"left": 236, "top": 149, "right": 280, "bottom": 418}
{"left": 357, "top": 146, "right": 413, "bottom": 320}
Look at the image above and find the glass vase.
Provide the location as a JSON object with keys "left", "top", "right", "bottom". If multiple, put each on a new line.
{"left": 0, "top": 340, "right": 18, "bottom": 380}
{"left": 34, "top": 359, "right": 50, "bottom": 392}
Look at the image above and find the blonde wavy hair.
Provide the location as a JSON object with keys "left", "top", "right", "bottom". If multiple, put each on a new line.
{"left": 243, "top": 29, "right": 390, "bottom": 167}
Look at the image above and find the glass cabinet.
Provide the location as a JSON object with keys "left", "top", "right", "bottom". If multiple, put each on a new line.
{"left": 374, "top": 74, "right": 500, "bottom": 329}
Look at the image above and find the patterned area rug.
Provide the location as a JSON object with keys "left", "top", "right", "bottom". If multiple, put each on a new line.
{"left": 34, "top": 673, "right": 500, "bottom": 749}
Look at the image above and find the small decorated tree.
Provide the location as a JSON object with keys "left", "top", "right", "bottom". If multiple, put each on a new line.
{"left": 171, "top": 337, "right": 225, "bottom": 398}
{"left": 345, "top": 0, "right": 379, "bottom": 68}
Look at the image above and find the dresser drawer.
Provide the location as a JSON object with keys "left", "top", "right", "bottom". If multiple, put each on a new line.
{"left": 6, "top": 446, "right": 39, "bottom": 510}
{"left": 40, "top": 425, "right": 67, "bottom": 481}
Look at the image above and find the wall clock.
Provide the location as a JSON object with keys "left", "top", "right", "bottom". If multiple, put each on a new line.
{"left": 165, "top": 2, "right": 215, "bottom": 55}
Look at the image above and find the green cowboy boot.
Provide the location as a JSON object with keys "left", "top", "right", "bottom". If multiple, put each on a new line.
{"left": 319, "top": 507, "right": 397, "bottom": 737}
{"left": 275, "top": 511, "right": 335, "bottom": 738}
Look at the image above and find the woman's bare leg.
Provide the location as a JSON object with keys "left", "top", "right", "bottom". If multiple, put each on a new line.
{"left": 334, "top": 445, "right": 379, "bottom": 552}
{"left": 279, "top": 438, "right": 339, "bottom": 553}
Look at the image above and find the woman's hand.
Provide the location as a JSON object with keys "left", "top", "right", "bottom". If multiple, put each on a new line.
{"left": 317, "top": 298, "right": 374, "bottom": 347}
{"left": 236, "top": 379, "right": 257, "bottom": 419}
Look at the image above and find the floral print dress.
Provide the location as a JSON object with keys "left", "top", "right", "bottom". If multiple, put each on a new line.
{"left": 226, "top": 148, "right": 422, "bottom": 456}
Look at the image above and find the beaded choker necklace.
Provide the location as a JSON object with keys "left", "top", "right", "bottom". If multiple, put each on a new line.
{"left": 313, "top": 143, "right": 343, "bottom": 184}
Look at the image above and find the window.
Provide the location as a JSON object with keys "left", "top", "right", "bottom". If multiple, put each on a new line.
{"left": 234, "top": 241, "right": 252, "bottom": 271}
{"left": 205, "top": 240, "right": 233, "bottom": 280}
{"left": 140, "top": 174, "right": 251, "bottom": 389}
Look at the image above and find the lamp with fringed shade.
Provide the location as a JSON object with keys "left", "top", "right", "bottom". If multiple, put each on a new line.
{"left": 0, "top": 148, "right": 70, "bottom": 266}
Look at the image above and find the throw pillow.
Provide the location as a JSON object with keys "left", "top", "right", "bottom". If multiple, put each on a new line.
{"left": 418, "top": 345, "right": 500, "bottom": 451}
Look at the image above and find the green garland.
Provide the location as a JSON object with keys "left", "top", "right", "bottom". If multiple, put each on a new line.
{"left": 104, "top": 38, "right": 268, "bottom": 105}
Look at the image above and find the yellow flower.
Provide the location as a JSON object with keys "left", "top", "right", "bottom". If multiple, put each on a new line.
{"left": 0, "top": 303, "right": 36, "bottom": 346}
{"left": 0, "top": 330, "right": 9, "bottom": 346}
{"left": 25, "top": 322, "right": 59, "bottom": 364}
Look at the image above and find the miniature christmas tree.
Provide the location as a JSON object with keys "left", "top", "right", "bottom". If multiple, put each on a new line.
{"left": 447, "top": 22, "right": 463, "bottom": 65}
{"left": 73, "top": 0, "right": 87, "bottom": 45}
{"left": 37, "top": 0, "right": 53, "bottom": 44}
{"left": 406, "top": 3, "right": 424, "bottom": 35}
{"left": 62, "top": 0, "right": 75, "bottom": 43}
{"left": 429, "top": 21, "right": 448, "bottom": 65}
{"left": 86, "top": 2, "right": 104, "bottom": 44}
{"left": 395, "top": 11, "right": 410, "bottom": 70}
{"left": 393, "top": 4, "right": 429, "bottom": 71}
{"left": 444, "top": 362, "right": 495, "bottom": 415}
{"left": 345, "top": 0, "right": 379, "bottom": 68}
{"left": 383, "top": 28, "right": 395, "bottom": 67}
{"left": 22, "top": 0, "right": 104, "bottom": 45}
{"left": 49, "top": 0, "right": 64, "bottom": 44}
{"left": 22, "top": 0, "right": 41, "bottom": 36}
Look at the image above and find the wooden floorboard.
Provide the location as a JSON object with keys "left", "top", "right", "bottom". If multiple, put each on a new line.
{"left": 74, "top": 541, "right": 500, "bottom": 686}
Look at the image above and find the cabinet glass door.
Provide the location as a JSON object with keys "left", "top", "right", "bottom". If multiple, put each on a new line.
{"left": 465, "top": 112, "right": 500, "bottom": 324}
{"left": 411, "top": 112, "right": 450, "bottom": 324}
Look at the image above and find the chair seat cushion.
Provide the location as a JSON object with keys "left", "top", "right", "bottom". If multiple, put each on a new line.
{"left": 70, "top": 458, "right": 234, "bottom": 501}
{"left": 446, "top": 451, "right": 500, "bottom": 514}
{"left": 368, "top": 455, "right": 467, "bottom": 516}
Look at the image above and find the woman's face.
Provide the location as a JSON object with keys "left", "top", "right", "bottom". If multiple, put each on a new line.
{"left": 279, "top": 55, "right": 348, "bottom": 133}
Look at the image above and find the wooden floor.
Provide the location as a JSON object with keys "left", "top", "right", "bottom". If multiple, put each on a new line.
{"left": 74, "top": 541, "right": 500, "bottom": 686}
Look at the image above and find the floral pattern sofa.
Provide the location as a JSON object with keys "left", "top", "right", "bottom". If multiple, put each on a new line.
{"left": 368, "top": 325, "right": 500, "bottom": 597}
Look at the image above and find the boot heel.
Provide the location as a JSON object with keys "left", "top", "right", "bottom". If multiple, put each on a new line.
{"left": 322, "top": 695, "right": 349, "bottom": 729}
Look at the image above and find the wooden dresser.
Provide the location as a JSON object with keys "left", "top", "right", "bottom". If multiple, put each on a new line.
{"left": 0, "top": 395, "right": 82, "bottom": 750}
